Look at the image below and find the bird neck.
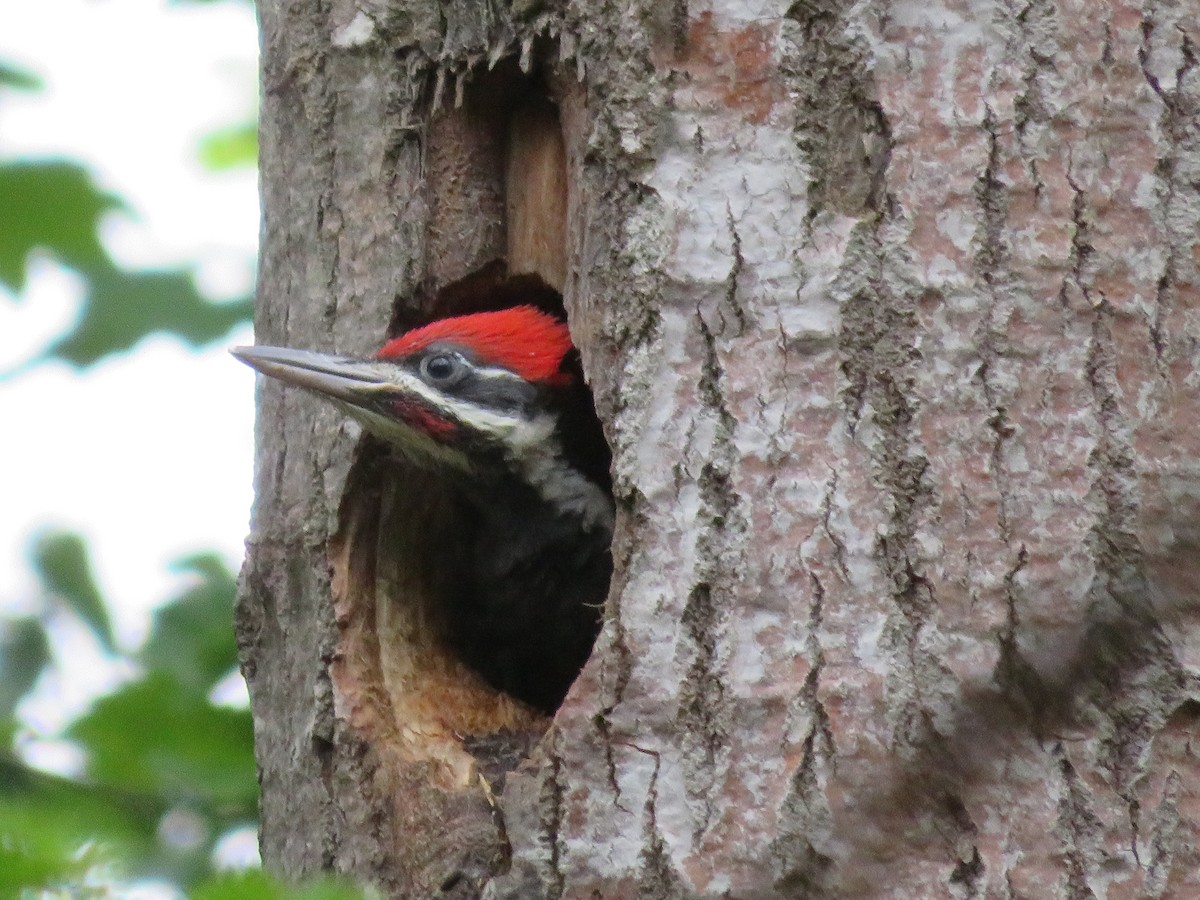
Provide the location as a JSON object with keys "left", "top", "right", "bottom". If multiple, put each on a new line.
{"left": 446, "top": 436, "right": 614, "bottom": 538}
{"left": 510, "top": 442, "right": 615, "bottom": 535}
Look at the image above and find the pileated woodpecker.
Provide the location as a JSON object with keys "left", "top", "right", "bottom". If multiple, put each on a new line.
{"left": 234, "top": 302, "right": 612, "bottom": 712}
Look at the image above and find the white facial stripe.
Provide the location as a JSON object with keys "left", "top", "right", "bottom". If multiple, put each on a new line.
{"left": 471, "top": 365, "right": 527, "bottom": 383}
{"left": 358, "top": 365, "right": 539, "bottom": 444}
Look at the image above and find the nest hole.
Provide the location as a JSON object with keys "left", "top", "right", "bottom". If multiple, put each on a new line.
{"left": 331, "top": 66, "right": 609, "bottom": 789}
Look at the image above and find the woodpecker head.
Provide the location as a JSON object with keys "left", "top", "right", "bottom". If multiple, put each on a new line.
{"left": 233, "top": 305, "right": 612, "bottom": 529}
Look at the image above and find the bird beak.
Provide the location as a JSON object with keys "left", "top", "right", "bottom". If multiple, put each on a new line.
{"left": 231, "top": 345, "right": 389, "bottom": 405}
{"left": 233, "top": 343, "right": 476, "bottom": 471}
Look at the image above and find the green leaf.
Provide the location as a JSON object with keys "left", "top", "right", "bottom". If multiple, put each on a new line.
{"left": 0, "top": 756, "right": 159, "bottom": 886}
{"left": 198, "top": 120, "right": 258, "bottom": 171}
{"left": 0, "top": 160, "right": 252, "bottom": 368}
{"left": 68, "top": 672, "right": 257, "bottom": 811}
{"left": 0, "top": 161, "right": 122, "bottom": 292}
{"left": 31, "top": 532, "right": 116, "bottom": 654}
{"left": 0, "top": 61, "right": 43, "bottom": 92}
{"left": 0, "top": 715, "right": 16, "bottom": 749}
{"left": 5, "top": 537, "right": 257, "bottom": 890}
{"left": 141, "top": 555, "right": 239, "bottom": 693}
{"left": 0, "top": 843, "right": 92, "bottom": 896}
{"left": 43, "top": 265, "right": 253, "bottom": 366}
{"left": 0, "top": 618, "right": 52, "bottom": 717}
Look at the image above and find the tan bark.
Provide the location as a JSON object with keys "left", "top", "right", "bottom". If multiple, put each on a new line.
{"left": 242, "top": 0, "right": 1200, "bottom": 896}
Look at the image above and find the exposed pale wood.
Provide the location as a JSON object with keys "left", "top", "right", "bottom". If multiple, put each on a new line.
{"left": 506, "top": 98, "right": 569, "bottom": 291}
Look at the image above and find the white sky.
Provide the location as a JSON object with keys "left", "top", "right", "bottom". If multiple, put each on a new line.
{"left": 0, "top": 0, "right": 260, "bottom": 688}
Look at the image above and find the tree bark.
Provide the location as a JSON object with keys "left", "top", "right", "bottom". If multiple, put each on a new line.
{"left": 241, "top": 0, "right": 1200, "bottom": 897}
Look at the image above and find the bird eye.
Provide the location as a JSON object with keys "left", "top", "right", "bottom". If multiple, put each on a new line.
{"left": 421, "top": 353, "right": 462, "bottom": 384}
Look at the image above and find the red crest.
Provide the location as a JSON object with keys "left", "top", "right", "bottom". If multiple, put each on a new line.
{"left": 378, "top": 306, "right": 574, "bottom": 384}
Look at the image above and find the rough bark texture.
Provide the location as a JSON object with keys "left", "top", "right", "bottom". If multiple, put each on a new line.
{"left": 242, "top": 0, "right": 1200, "bottom": 896}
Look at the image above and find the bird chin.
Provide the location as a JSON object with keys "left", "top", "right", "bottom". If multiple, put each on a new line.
{"left": 337, "top": 403, "right": 473, "bottom": 474}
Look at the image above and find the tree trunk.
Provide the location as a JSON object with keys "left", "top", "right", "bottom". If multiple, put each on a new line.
{"left": 240, "top": 0, "right": 1200, "bottom": 897}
